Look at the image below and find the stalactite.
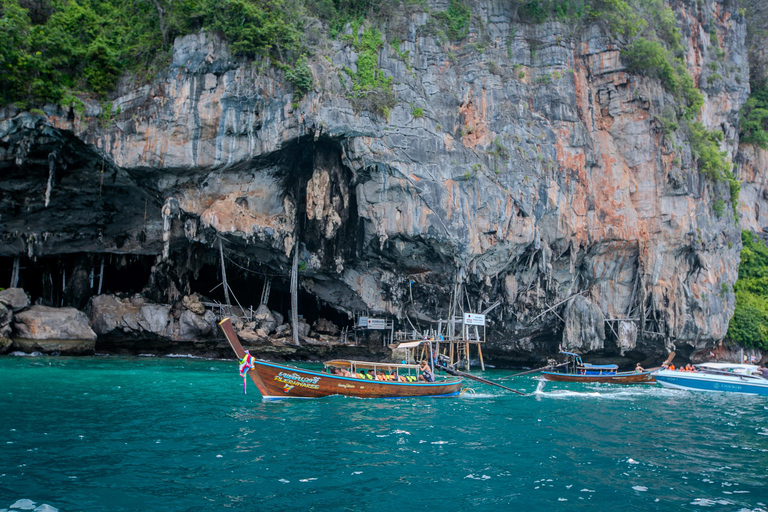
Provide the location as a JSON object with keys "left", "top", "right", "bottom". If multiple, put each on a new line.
{"left": 10, "top": 256, "right": 20, "bottom": 288}
{"left": 44, "top": 152, "right": 56, "bottom": 208}
{"left": 161, "top": 197, "right": 180, "bottom": 261}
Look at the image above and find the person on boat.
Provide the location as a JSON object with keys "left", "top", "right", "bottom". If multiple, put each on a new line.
{"left": 419, "top": 360, "right": 435, "bottom": 382}
{"left": 668, "top": 364, "right": 675, "bottom": 371}
{"left": 635, "top": 363, "right": 644, "bottom": 373}
{"left": 758, "top": 366, "right": 768, "bottom": 379}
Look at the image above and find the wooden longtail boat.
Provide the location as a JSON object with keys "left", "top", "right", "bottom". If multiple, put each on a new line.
{"left": 540, "top": 351, "right": 656, "bottom": 384}
{"left": 218, "top": 318, "right": 464, "bottom": 399}
{"left": 540, "top": 371, "right": 656, "bottom": 384}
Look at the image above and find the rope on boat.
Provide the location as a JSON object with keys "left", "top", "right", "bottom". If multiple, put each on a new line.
{"left": 439, "top": 364, "right": 528, "bottom": 395}
{"left": 499, "top": 361, "right": 567, "bottom": 380}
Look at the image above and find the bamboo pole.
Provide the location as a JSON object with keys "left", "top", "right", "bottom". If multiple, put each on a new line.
{"left": 290, "top": 239, "right": 299, "bottom": 346}
{"left": 219, "top": 237, "right": 231, "bottom": 306}
{"left": 529, "top": 289, "right": 588, "bottom": 323}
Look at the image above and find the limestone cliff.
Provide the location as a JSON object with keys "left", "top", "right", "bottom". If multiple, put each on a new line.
{"left": 0, "top": 0, "right": 754, "bottom": 364}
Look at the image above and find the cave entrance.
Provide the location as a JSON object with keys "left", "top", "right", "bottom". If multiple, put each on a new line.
{"left": 0, "top": 253, "right": 155, "bottom": 309}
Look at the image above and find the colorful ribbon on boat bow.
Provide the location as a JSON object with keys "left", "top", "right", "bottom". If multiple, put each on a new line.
{"left": 238, "top": 351, "right": 255, "bottom": 394}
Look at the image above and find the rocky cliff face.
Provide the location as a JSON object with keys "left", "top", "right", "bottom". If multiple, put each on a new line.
{"left": 0, "top": 0, "right": 754, "bottom": 365}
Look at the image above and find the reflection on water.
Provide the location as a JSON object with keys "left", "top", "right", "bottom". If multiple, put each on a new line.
{"left": 1, "top": 356, "right": 766, "bottom": 511}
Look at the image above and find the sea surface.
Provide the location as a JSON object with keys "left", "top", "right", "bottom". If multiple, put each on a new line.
{"left": 1, "top": 355, "right": 767, "bottom": 511}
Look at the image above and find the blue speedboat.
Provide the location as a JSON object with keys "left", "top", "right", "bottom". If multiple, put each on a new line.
{"left": 654, "top": 363, "right": 768, "bottom": 395}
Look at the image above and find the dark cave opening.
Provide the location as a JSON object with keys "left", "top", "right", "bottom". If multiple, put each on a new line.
{"left": 0, "top": 253, "right": 155, "bottom": 308}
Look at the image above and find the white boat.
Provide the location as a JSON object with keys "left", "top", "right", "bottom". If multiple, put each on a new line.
{"left": 654, "top": 363, "right": 768, "bottom": 396}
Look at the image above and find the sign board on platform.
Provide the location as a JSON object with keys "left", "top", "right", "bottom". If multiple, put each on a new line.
{"left": 464, "top": 313, "right": 486, "bottom": 326}
{"left": 358, "top": 316, "right": 369, "bottom": 327}
{"left": 367, "top": 318, "right": 387, "bottom": 330}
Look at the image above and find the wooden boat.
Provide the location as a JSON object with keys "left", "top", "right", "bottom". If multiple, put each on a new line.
{"left": 540, "top": 351, "right": 656, "bottom": 384}
{"left": 218, "top": 318, "right": 464, "bottom": 399}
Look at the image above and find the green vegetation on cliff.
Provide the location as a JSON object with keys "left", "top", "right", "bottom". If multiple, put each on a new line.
{"left": 728, "top": 231, "right": 768, "bottom": 350}
{"left": 740, "top": 79, "right": 768, "bottom": 148}
{"left": 0, "top": 0, "right": 379, "bottom": 107}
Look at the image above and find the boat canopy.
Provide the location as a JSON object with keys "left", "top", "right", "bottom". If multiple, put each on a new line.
{"left": 581, "top": 363, "right": 619, "bottom": 370}
{"left": 560, "top": 351, "right": 618, "bottom": 370}
{"left": 396, "top": 341, "right": 427, "bottom": 349}
{"left": 324, "top": 359, "right": 421, "bottom": 370}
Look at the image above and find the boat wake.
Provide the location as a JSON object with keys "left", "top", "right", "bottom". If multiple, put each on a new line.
{"left": 459, "top": 392, "right": 497, "bottom": 399}
{"left": 532, "top": 381, "right": 682, "bottom": 399}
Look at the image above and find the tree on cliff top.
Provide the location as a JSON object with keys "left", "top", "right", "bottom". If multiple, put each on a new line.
{"left": 728, "top": 231, "right": 768, "bottom": 350}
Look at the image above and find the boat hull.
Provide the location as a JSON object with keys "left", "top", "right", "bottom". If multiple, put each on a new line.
{"left": 654, "top": 370, "right": 768, "bottom": 395}
{"left": 219, "top": 317, "right": 463, "bottom": 399}
{"left": 540, "top": 371, "right": 656, "bottom": 384}
{"left": 247, "top": 360, "right": 464, "bottom": 399}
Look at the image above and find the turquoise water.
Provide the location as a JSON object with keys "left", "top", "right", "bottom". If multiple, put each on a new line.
{"left": 1, "top": 356, "right": 767, "bottom": 511}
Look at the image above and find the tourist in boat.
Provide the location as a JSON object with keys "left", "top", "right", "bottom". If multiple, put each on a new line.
{"left": 757, "top": 366, "right": 768, "bottom": 379}
{"left": 419, "top": 360, "right": 435, "bottom": 382}
{"left": 635, "top": 363, "right": 644, "bottom": 373}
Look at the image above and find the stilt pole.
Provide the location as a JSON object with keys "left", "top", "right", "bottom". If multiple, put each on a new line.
{"left": 219, "top": 237, "right": 231, "bottom": 306}
{"left": 97, "top": 257, "right": 104, "bottom": 295}
{"left": 291, "top": 239, "right": 299, "bottom": 346}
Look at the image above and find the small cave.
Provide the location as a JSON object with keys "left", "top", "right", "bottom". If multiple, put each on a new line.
{"left": 276, "top": 135, "right": 362, "bottom": 269}
{"left": 0, "top": 253, "right": 155, "bottom": 309}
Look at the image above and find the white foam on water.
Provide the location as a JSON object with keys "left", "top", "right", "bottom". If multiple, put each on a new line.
{"left": 558, "top": 498, "right": 568, "bottom": 501}
{"left": 460, "top": 393, "right": 496, "bottom": 399}
{"left": 351, "top": 471, "right": 362, "bottom": 475}
{"left": 627, "top": 458, "right": 640, "bottom": 465}
{"left": 166, "top": 354, "right": 204, "bottom": 359}
{"left": 464, "top": 474, "right": 491, "bottom": 480}
{"left": 299, "top": 478, "right": 317, "bottom": 482}
{"left": 9, "top": 352, "right": 43, "bottom": 357}
{"left": 431, "top": 440, "right": 449, "bottom": 445}
{"left": 535, "top": 389, "right": 603, "bottom": 399}
{"left": 580, "top": 489, "right": 595, "bottom": 493}
{"left": 9, "top": 500, "right": 35, "bottom": 510}
{"left": 632, "top": 486, "right": 648, "bottom": 492}
{"left": 691, "top": 498, "right": 734, "bottom": 507}
{"left": 34, "top": 505, "right": 58, "bottom": 512}
{"left": 392, "top": 429, "right": 410, "bottom": 435}
{"left": 278, "top": 479, "right": 289, "bottom": 484}
{"left": 138, "top": 354, "right": 156, "bottom": 357}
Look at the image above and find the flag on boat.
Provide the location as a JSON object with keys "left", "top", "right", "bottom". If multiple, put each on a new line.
{"left": 239, "top": 351, "right": 255, "bottom": 394}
